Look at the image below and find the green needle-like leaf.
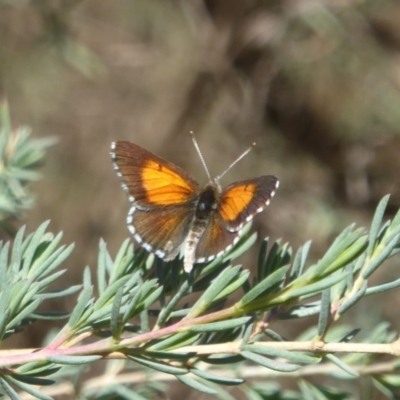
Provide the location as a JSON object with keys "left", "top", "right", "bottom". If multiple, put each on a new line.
{"left": 240, "top": 265, "right": 289, "bottom": 306}
{"left": 36, "top": 270, "right": 68, "bottom": 292}
{"left": 9, "top": 374, "right": 54, "bottom": 386}
{"left": 0, "top": 309, "right": 10, "bottom": 339}
{"left": 191, "top": 368, "right": 244, "bottom": 385}
{"left": 337, "top": 282, "right": 368, "bottom": 316}
{"left": 94, "top": 275, "right": 130, "bottom": 311}
{"left": 128, "top": 355, "right": 188, "bottom": 375}
{"left": 97, "top": 239, "right": 108, "bottom": 296}
{"left": 362, "top": 234, "right": 400, "bottom": 279}
{"left": 367, "top": 195, "right": 390, "bottom": 257}
{"left": 8, "top": 298, "right": 40, "bottom": 328}
{"left": 142, "top": 286, "right": 163, "bottom": 308}
{"left": 325, "top": 354, "right": 358, "bottom": 377}
{"left": 241, "top": 351, "right": 300, "bottom": 372}
{"left": 47, "top": 355, "right": 103, "bottom": 364}
{"left": 257, "top": 238, "right": 269, "bottom": 278}
{"left": 6, "top": 376, "right": 53, "bottom": 400}
{"left": 177, "top": 374, "right": 217, "bottom": 394}
{"left": 21, "top": 220, "right": 51, "bottom": 275}
{"left": 188, "top": 266, "right": 242, "bottom": 318}
{"left": 156, "top": 281, "right": 191, "bottom": 327}
{"left": 290, "top": 241, "right": 311, "bottom": 280}
{"left": 145, "top": 351, "right": 195, "bottom": 361}
{"left": 213, "top": 269, "right": 249, "bottom": 303}
{"left": 68, "top": 285, "right": 93, "bottom": 328}
{"left": 189, "top": 317, "right": 251, "bottom": 333}
{"left": 29, "top": 232, "right": 62, "bottom": 271}
{"left": 0, "top": 242, "right": 9, "bottom": 288}
{"left": 275, "top": 273, "right": 345, "bottom": 304}
{"left": 8, "top": 279, "right": 30, "bottom": 311}
{"left": 203, "top": 355, "right": 243, "bottom": 365}
{"left": 148, "top": 332, "right": 200, "bottom": 351}
{"left": 227, "top": 232, "right": 258, "bottom": 261}
{"left": 111, "top": 286, "right": 124, "bottom": 338}
{"left": 10, "top": 225, "right": 25, "bottom": 271}
{"left": 0, "top": 376, "right": 25, "bottom": 400}
{"left": 366, "top": 278, "right": 400, "bottom": 295}
{"left": 113, "top": 239, "right": 132, "bottom": 272}
{"left": 122, "top": 287, "right": 142, "bottom": 324}
{"left": 242, "top": 344, "right": 320, "bottom": 365}
{"left": 317, "top": 288, "right": 331, "bottom": 337}
{"left": 262, "top": 241, "right": 281, "bottom": 279}
{"left": 30, "top": 244, "right": 74, "bottom": 282}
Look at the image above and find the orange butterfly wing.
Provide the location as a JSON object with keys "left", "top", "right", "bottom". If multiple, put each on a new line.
{"left": 195, "top": 176, "right": 278, "bottom": 262}
{"left": 219, "top": 176, "right": 279, "bottom": 232}
{"left": 111, "top": 141, "right": 200, "bottom": 259}
{"left": 195, "top": 211, "right": 240, "bottom": 263}
{"left": 127, "top": 205, "right": 195, "bottom": 261}
{"left": 111, "top": 141, "right": 200, "bottom": 208}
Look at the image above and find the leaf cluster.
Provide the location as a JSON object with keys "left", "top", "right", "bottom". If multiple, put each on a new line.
{"left": 0, "top": 100, "right": 56, "bottom": 221}
{"left": 0, "top": 196, "right": 399, "bottom": 398}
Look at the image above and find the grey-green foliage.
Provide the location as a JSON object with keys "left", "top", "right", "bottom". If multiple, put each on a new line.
{"left": 0, "top": 100, "right": 56, "bottom": 220}
{"left": 0, "top": 194, "right": 399, "bottom": 399}
{"left": 0, "top": 222, "right": 77, "bottom": 399}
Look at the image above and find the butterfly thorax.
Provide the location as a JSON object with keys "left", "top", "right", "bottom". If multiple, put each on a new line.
{"left": 195, "top": 184, "right": 219, "bottom": 220}
{"left": 183, "top": 183, "right": 220, "bottom": 272}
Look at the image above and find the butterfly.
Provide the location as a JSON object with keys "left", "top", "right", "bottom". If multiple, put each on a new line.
{"left": 110, "top": 134, "right": 279, "bottom": 273}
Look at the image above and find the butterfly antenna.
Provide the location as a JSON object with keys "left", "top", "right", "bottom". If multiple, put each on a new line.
{"left": 190, "top": 131, "right": 212, "bottom": 181}
{"left": 216, "top": 142, "right": 256, "bottom": 181}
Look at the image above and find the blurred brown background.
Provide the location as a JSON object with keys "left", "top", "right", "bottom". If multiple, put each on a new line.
{"left": 1, "top": 0, "right": 400, "bottom": 396}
